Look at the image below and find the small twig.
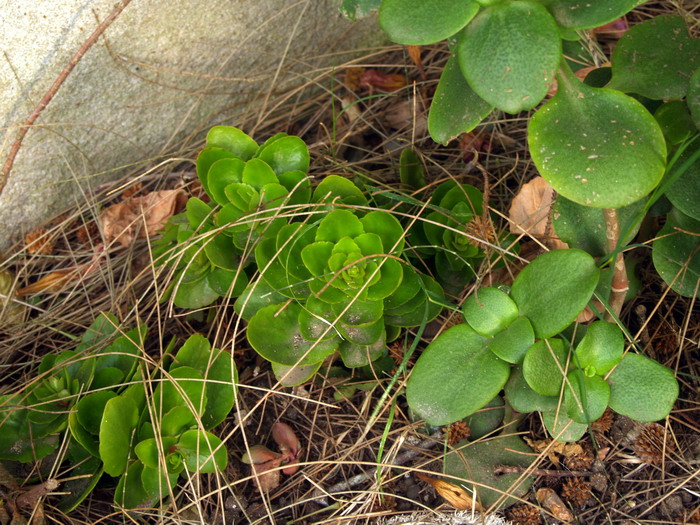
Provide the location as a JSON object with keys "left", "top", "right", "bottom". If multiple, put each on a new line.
{"left": 494, "top": 465, "right": 590, "bottom": 478}
{"left": 603, "top": 208, "right": 628, "bottom": 322}
{"left": 312, "top": 431, "right": 443, "bottom": 506}
{"left": 0, "top": 0, "right": 133, "bottom": 196}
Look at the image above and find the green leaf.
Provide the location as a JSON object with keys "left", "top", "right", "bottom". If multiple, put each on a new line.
{"left": 278, "top": 170, "right": 312, "bottom": 205}
{"left": 177, "top": 430, "right": 227, "bottom": 473}
{"left": 383, "top": 273, "right": 444, "bottom": 327}
{"left": 77, "top": 391, "right": 117, "bottom": 435}
{"left": 552, "top": 195, "right": 645, "bottom": 257}
{"left": 338, "top": 0, "right": 380, "bottom": 20}
{"left": 406, "top": 324, "right": 510, "bottom": 426}
{"left": 361, "top": 210, "right": 405, "bottom": 252}
{"left": 271, "top": 360, "right": 323, "bottom": 387}
{"left": 68, "top": 411, "right": 100, "bottom": 457}
{"left": 564, "top": 370, "right": 610, "bottom": 424}
{"left": 665, "top": 142, "right": 700, "bottom": 222}
{"left": 234, "top": 279, "right": 287, "bottom": 321}
{"left": 444, "top": 435, "right": 534, "bottom": 509}
{"left": 312, "top": 175, "right": 368, "bottom": 206}
{"left": 379, "top": 0, "right": 479, "bottom": 45}
{"left": 399, "top": 148, "right": 426, "bottom": 191}
{"left": 205, "top": 126, "right": 258, "bottom": 160}
{"left": 141, "top": 464, "right": 179, "bottom": 501}
{"left": 157, "top": 366, "right": 207, "bottom": 417}
{"left": 608, "top": 353, "right": 679, "bottom": 421}
{"left": 488, "top": 316, "right": 535, "bottom": 364}
{"left": 185, "top": 197, "right": 214, "bottom": 229}
{"left": 457, "top": 1, "right": 561, "bottom": 113}
{"left": 541, "top": 410, "right": 588, "bottom": 442}
{"left": 99, "top": 395, "right": 139, "bottom": 477}
{"left": 135, "top": 437, "right": 178, "bottom": 469}
{"left": 58, "top": 443, "right": 103, "bottom": 512}
{"left": 207, "top": 266, "right": 247, "bottom": 298}
{"left": 206, "top": 158, "right": 245, "bottom": 205}
{"left": 242, "top": 158, "right": 279, "bottom": 189}
{"left": 652, "top": 208, "right": 700, "bottom": 297}
{"left": 522, "top": 338, "right": 567, "bottom": 397}
{"left": 173, "top": 274, "right": 220, "bottom": 309}
{"left": 688, "top": 68, "right": 700, "bottom": 131}
{"left": 574, "top": 321, "right": 624, "bottom": 376}
{"left": 428, "top": 56, "right": 493, "bottom": 145}
{"left": 114, "top": 460, "right": 153, "bottom": 509}
{"left": 504, "top": 366, "right": 559, "bottom": 413}
{"left": 465, "top": 396, "right": 505, "bottom": 440}
{"left": 247, "top": 303, "right": 339, "bottom": 366}
{"left": 529, "top": 65, "right": 667, "bottom": 209}
{"left": 537, "top": 0, "right": 642, "bottom": 29}
{"left": 161, "top": 406, "right": 197, "bottom": 436}
{"left": 511, "top": 249, "right": 599, "bottom": 338}
{"left": 77, "top": 312, "right": 119, "bottom": 351}
{"left": 609, "top": 15, "right": 700, "bottom": 100}
{"left": 339, "top": 331, "right": 386, "bottom": 368}
{"left": 256, "top": 135, "right": 309, "bottom": 174}
{"left": 463, "top": 287, "right": 519, "bottom": 337}
{"left": 202, "top": 232, "right": 238, "bottom": 271}
{"left": 316, "top": 210, "right": 364, "bottom": 242}
{"left": 654, "top": 101, "right": 696, "bottom": 146}
{"left": 196, "top": 147, "right": 238, "bottom": 196}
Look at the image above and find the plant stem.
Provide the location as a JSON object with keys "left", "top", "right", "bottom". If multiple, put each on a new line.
{"left": 603, "top": 208, "right": 628, "bottom": 322}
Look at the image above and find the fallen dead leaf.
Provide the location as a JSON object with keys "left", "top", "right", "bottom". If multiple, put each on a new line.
{"left": 524, "top": 438, "right": 583, "bottom": 467}
{"left": 508, "top": 177, "right": 568, "bottom": 249}
{"left": 100, "top": 189, "right": 187, "bottom": 248}
{"left": 406, "top": 45, "right": 426, "bottom": 80}
{"left": 345, "top": 67, "right": 365, "bottom": 91}
{"left": 383, "top": 98, "right": 427, "bottom": 136}
{"left": 359, "top": 69, "right": 407, "bottom": 92}
{"left": 416, "top": 472, "right": 483, "bottom": 511}
{"left": 536, "top": 487, "right": 573, "bottom": 522}
{"left": 592, "top": 17, "right": 628, "bottom": 39}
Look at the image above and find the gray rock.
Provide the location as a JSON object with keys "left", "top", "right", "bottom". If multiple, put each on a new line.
{"left": 0, "top": 0, "right": 383, "bottom": 249}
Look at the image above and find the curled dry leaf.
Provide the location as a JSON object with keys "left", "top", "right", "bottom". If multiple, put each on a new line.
{"left": 359, "top": 69, "right": 407, "bottom": 92}
{"left": 345, "top": 67, "right": 365, "bottom": 91}
{"left": 508, "top": 177, "right": 567, "bottom": 249}
{"left": 460, "top": 131, "right": 492, "bottom": 163}
{"left": 272, "top": 422, "right": 301, "bottom": 475}
{"left": 592, "top": 17, "right": 628, "bottom": 39}
{"left": 524, "top": 438, "right": 583, "bottom": 467}
{"left": 416, "top": 472, "right": 483, "bottom": 511}
{"left": 406, "top": 45, "right": 426, "bottom": 80}
{"left": 384, "top": 98, "right": 427, "bottom": 137}
{"left": 100, "top": 189, "right": 187, "bottom": 248}
{"left": 242, "top": 445, "right": 283, "bottom": 493}
{"left": 536, "top": 487, "right": 573, "bottom": 522}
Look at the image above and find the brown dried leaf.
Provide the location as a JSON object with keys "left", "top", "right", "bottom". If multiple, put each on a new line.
{"left": 383, "top": 99, "right": 427, "bottom": 136}
{"left": 592, "top": 17, "right": 628, "bottom": 39}
{"left": 416, "top": 473, "right": 483, "bottom": 511}
{"left": 406, "top": 45, "right": 426, "bottom": 80}
{"left": 509, "top": 177, "right": 567, "bottom": 249}
{"left": 524, "top": 438, "right": 583, "bottom": 467}
{"left": 359, "top": 69, "right": 407, "bottom": 92}
{"left": 345, "top": 67, "right": 365, "bottom": 91}
{"left": 100, "top": 189, "right": 187, "bottom": 248}
{"left": 15, "top": 270, "right": 73, "bottom": 296}
{"left": 536, "top": 487, "right": 573, "bottom": 522}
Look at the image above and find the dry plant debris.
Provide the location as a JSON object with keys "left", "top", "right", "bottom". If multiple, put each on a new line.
{"left": 505, "top": 503, "right": 543, "bottom": 525}
{"left": 23, "top": 228, "right": 54, "bottom": 256}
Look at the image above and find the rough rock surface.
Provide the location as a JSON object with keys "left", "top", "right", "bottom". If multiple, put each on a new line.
{"left": 0, "top": 0, "right": 382, "bottom": 249}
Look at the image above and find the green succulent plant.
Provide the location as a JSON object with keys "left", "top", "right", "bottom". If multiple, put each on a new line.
{"left": 156, "top": 126, "right": 312, "bottom": 309}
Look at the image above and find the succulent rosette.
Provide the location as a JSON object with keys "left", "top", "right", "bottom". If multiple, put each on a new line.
{"left": 236, "top": 207, "right": 444, "bottom": 385}
{"left": 156, "top": 126, "right": 311, "bottom": 309}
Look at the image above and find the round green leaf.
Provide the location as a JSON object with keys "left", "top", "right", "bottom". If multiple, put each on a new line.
{"left": 271, "top": 360, "right": 323, "bottom": 387}
{"left": 242, "top": 158, "right": 279, "bottom": 189}
{"left": 688, "top": 68, "right": 700, "bottom": 131}
{"left": 312, "top": 175, "right": 368, "bottom": 206}
{"left": 173, "top": 274, "right": 220, "bottom": 309}
{"left": 383, "top": 274, "right": 445, "bottom": 328}
{"left": 68, "top": 411, "right": 100, "bottom": 458}
{"left": 654, "top": 101, "right": 696, "bottom": 146}
{"left": 463, "top": 287, "right": 519, "bottom": 337}
{"left": 428, "top": 56, "right": 493, "bottom": 145}
{"left": 77, "top": 391, "right": 117, "bottom": 435}
{"left": 522, "top": 338, "right": 567, "bottom": 397}
{"left": 458, "top": 1, "right": 561, "bottom": 114}
{"left": 652, "top": 208, "right": 700, "bottom": 297}
{"left": 205, "top": 126, "right": 258, "bottom": 161}
{"left": 511, "top": 249, "right": 599, "bottom": 339}
{"left": 114, "top": 460, "right": 152, "bottom": 509}
{"left": 256, "top": 135, "right": 309, "bottom": 174}
{"left": 665, "top": 143, "right": 700, "bottom": 222}
{"left": 464, "top": 396, "right": 505, "bottom": 440}
{"left": 541, "top": 410, "right": 587, "bottom": 442}
{"left": 574, "top": 320, "right": 624, "bottom": 376}
{"left": 177, "top": 429, "right": 227, "bottom": 473}
{"left": 504, "top": 366, "right": 559, "bottom": 413}
{"left": 160, "top": 406, "right": 196, "bottom": 437}
{"left": 339, "top": 331, "right": 386, "bottom": 368}
{"left": 158, "top": 366, "right": 207, "bottom": 417}
{"left": 196, "top": 147, "right": 237, "bottom": 196}
{"left": 141, "top": 464, "right": 179, "bottom": 501}
{"left": 488, "top": 316, "right": 535, "bottom": 364}
{"left": 99, "top": 395, "right": 139, "bottom": 477}
{"left": 379, "top": 0, "right": 478, "bottom": 45}
{"left": 317, "top": 210, "right": 364, "bottom": 243}
{"left": 247, "top": 302, "right": 339, "bottom": 366}
{"left": 135, "top": 437, "right": 178, "bottom": 469}
{"left": 399, "top": 148, "right": 426, "bottom": 190}
{"left": 609, "top": 15, "right": 700, "bottom": 100}
{"left": 608, "top": 353, "right": 678, "bottom": 421}
{"left": 564, "top": 370, "right": 610, "bottom": 424}
{"left": 361, "top": 211, "right": 405, "bottom": 253}
{"left": 406, "top": 324, "right": 510, "bottom": 426}
{"left": 207, "top": 158, "right": 245, "bottom": 205}
{"left": 540, "top": 0, "right": 641, "bottom": 29}
{"left": 529, "top": 66, "right": 667, "bottom": 209}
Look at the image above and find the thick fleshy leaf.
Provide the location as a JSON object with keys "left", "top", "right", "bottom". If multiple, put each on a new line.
{"left": 173, "top": 274, "right": 220, "bottom": 309}
{"left": 271, "top": 361, "right": 323, "bottom": 386}
{"left": 608, "top": 353, "right": 679, "bottom": 421}
{"left": 654, "top": 101, "right": 696, "bottom": 146}
{"left": 511, "top": 249, "right": 599, "bottom": 338}
{"left": 317, "top": 210, "right": 364, "bottom": 242}
{"left": 207, "top": 158, "right": 245, "bottom": 205}
{"left": 652, "top": 208, "right": 700, "bottom": 297}
{"left": 465, "top": 396, "right": 505, "bottom": 440}
{"left": 665, "top": 143, "right": 700, "bottom": 222}
{"left": 202, "top": 232, "right": 238, "bottom": 271}
{"left": 488, "top": 316, "right": 534, "bottom": 364}
{"left": 156, "top": 366, "right": 207, "bottom": 417}
{"left": 161, "top": 406, "right": 196, "bottom": 436}
{"left": 399, "top": 148, "right": 426, "bottom": 190}
{"left": 463, "top": 287, "right": 519, "bottom": 337}
{"left": 247, "top": 303, "right": 338, "bottom": 366}
{"left": 458, "top": 1, "right": 561, "bottom": 113}
{"left": 379, "top": 0, "right": 479, "bottom": 45}
{"left": 196, "top": 147, "right": 238, "bottom": 195}
{"left": 76, "top": 391, "right": 117, "bottom": 435}
{"left": 428, "top": 56, "right": 493, "bottom": 145}
{"left": 207, "top": 266, "right": 247, "bottom": 297}
{"left": 177, "top": 430, "right": 227, "bottom": 473}
{"left": 552, "top": 195, "right": 645, "bottom": 257}
{"left": 609, "top": 15, "right": 700, "bottom": 100}
{"left": 99, "top": 395, "right": 139, "bottom": 477}
{"left": 141, "top": 464, "right": 179, "bottom": 501}
{"left": 234, "top": 279, "right": 286, "bottom": 321}
{"left": 277, "top": 170, "right": 312, "bottom": 205}
{"left": 361, "top": 211, "right": 405, "bottom": 253}
{"left": 541, "top": 410, "right": 587, "bottom": 442}
{"left": 135, "top": 437, "right": 178, "bottom": 469}
{"left": 574, "top": 321, "right": 624, "bottom": 376}
{"left": 242, "top": 158, "right": 279, "bottom": 189}
{"left": 523, "top": 338, "right": 568, "bottom": 397}
{"left": 504, "top": 367, "right": 559, "bottom": 413}
{"left": 529, "top": 65, "right": 667, "bottom": 209}
{"left": 366, "top": 258, "right": 403, "bottom": 300}
{"left": 564, "top": 370, "right": 610, "bottom": 424}
{"left": 384, "top": 274, "right": 444, "bottom": 327}
{"left": 537, "top": 0, "right": 642, "bottom": 29}
{"left": 406, "top": 324, "right": 510, "bottom": 426}
{"left": 114, "top": 460, "right": 153, "bottom": 509}
{"left": 444, "top": 435, "right": 534, "bottom": 509}
{"left": 312, "top": 175, "right": 368, "bottom": 206}
{"left": 689, "top": 68, "right": 700, "bottom": 131}
{"left": 205, "top": 126, "right": 258, "bottom": 160}
{"left": 257, "top": 136, "right": 309, "bottom": 175}
{"left": 339, "top": 330, "right": 386, "bottom": 367}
